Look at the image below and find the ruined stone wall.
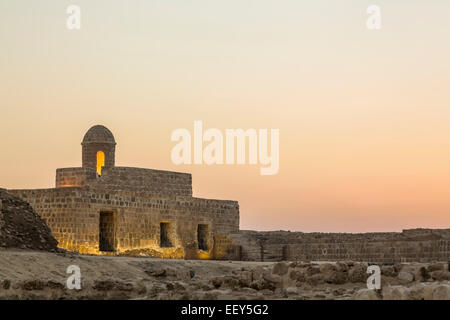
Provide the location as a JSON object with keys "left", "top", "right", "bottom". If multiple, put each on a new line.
{"left": 8, "top": 187, "right": 239, "bottom": 259}
{"left": 230, "top": 230, "right": 450, "bottom": 263}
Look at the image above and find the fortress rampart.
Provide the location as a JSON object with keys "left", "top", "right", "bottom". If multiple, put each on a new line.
{"left": 228, "top": 229, "right": 450, "bottom": 263}
{"left": 56, "top": 166, "right": 193, "bottom": 196}
{"left": 9, "top": 187, "right": 239, "bottom": 258}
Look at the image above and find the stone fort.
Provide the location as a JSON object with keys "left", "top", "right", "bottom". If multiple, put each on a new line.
{"left": 8, "top": 125, "right": 239, "bottom": 258}
{"left": 7, "top": 125, "right": 450, "bottom": 263}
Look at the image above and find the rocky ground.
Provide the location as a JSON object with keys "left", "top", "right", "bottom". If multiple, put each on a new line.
{"left": 0, "top": 249, "right": 449, "bottom": 300}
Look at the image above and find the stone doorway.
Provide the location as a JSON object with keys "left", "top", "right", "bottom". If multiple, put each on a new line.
{"left": 160, "top": 222, "right": 173, "bottom": 247}
{"left": 197, "top": 224, "right": 209, "bottom": 250}
{"left": 99, "top": 211, "right": 115, "bottom": 252}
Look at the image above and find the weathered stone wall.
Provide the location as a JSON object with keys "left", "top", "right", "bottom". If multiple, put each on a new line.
{"left": 230, "top": 230, "right": 450, "bottom": 263}
{"left": 90, "top": 167, "right": 193, "bottom": 196}
{"left": 8, "top": 187, "right": 239, "bottom": 259}
{"left": 56, "top": 167, "right": 96, "bottom": 188}
{"left": 7, "top": 179, "right": 450, "bottom": 263}
{"left": 55, "top": 166, "right": 193, "bottom": 196}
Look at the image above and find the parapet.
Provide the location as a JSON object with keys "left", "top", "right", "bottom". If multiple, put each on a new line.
{"left": 56, "top": 166, "right": 193, "bottom": 196}
{"left": 56, "top": 167, "right": 96, "bottom": 188}
{"left": 91, "top": 167, "right": 192, "bottom": 196}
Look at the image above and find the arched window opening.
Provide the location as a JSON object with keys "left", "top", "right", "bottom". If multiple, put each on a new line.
{"left": 96, "top": 151, "right": 105, "bottom": 176}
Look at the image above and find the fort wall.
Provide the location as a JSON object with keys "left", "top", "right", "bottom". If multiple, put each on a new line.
{"left": 8, "top": 187, "right": 239, "bottom": 259}
{"left": 229, "top": 229, "right": 450, "bottom": 263}
{"left": 7, "top": 183, "right": 450, "bottom": 263}
{"left": 56, "top": 167, "right": 96, "bottom": 188}
{"left": 56, "top": 166, "right": 193, "bottom": 196}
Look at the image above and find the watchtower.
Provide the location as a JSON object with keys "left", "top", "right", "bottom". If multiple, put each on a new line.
{"left": 81, "top": 125, "right": 116, "bottom": 176}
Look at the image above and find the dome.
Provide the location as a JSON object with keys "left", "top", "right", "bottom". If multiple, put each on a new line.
{"left": 82, "top": 125, "right": 116, "bottom": 145}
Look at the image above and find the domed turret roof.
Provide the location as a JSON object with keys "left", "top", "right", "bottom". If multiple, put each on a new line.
{"left": 82, "top": 125, "right": 116, "bottom": 145}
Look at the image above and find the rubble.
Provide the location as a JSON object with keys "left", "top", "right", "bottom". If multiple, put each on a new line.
{"left": 0, "top": 189, "right": 58, "bottom": 251}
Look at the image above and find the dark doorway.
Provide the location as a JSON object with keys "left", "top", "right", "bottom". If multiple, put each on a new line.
{"left": 197, "top": 224, "right": 209, "bottom": 250}
{"left": 160, "top": 222, "right": 173, "bottom": 247}
{"left": 99, "top": 211, "right": 115, "bottom": 252}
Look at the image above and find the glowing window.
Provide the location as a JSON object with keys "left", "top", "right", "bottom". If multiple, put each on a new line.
{"left": 96, "top": 151, "right": 105, "bottom": 176}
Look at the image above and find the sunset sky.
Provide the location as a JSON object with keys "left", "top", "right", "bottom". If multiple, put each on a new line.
{"left": 1, "top": 1, "right": 450, "bottom": 232}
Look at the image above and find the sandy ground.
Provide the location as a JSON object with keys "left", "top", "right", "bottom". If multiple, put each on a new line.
{"left": 0, "top": 249, "right": 449, "bottom": 300}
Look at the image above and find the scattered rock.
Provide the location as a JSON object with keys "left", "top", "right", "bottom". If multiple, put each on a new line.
{"left": 21, "top": 280, "right": 45, "bottom": 291}
{"left": 238, "top": 271, "right": 252, "bottom": 287}
{"left": 381, "top": 265, "right": 397, "bottom": 277}
{"left": 272, "top": 262, "right": 289, "bottom": 276}
{"left": 176, "top": 269, "right": 194, "bottom": 281}
{"left": 419, "top": 267, "right": 431, "bottom": 281}
{"left": 398, "top": 271, "right": 415, "bottom": 283}
{"left": 305, "top": 265, "right": 320, "bottom": 276}
{"left": 323, "top": 271, "right": 348, "bottom": 285}
{"left": 2, "top": 280, "right": 11, "bottom": 290}
{"left": 348, "top": 263, "right": 368, "bottom": 283}
{"left": 432, "top": 284, "right": 450, "bottom": 300}
{"left": 93, "top": 280, "right": 116, "bottom": 291}
{"left": 382, "top": 286, "right": 410, "bottom": 300}
{"left": 336, "top": 262, "right": 349, "bottom": 272}
{"left": 430, "top": 271, "right": 450, "bottom": 281}
{"left": 427, "top": 263, "right": 446, "bottom": 273}
{"left": 285, "top": 287, "right": 298, "bottom": 295}
{"left": 319, "top": 263, "right": 336, "bottom": 274}
{"left": 353, "top": 289, "right": 380, "bottom": 300}
{"left": 408, "top": 283, "right": 434, "bottom": 300}
{"left": 151, "top": 269, "right": 167, "bottom": 277}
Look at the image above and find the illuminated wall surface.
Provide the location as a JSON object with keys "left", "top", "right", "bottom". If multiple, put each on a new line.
{"left": 1, "top": 1, "right": 450, "bottom": 233}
